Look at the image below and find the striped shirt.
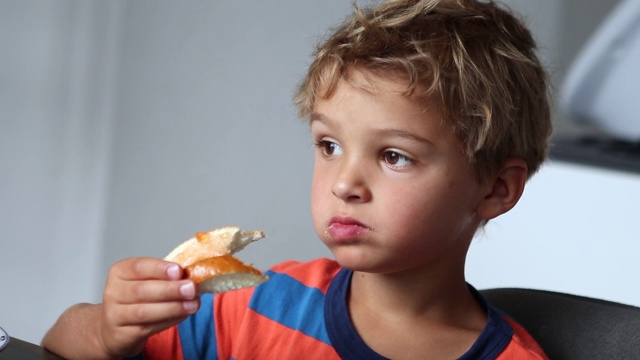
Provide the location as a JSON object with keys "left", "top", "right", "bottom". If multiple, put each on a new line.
{"left": 139, "top": 258, "right": 547, "bottom": 359}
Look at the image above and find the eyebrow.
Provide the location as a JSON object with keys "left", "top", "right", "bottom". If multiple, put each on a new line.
{"left": 310, "top": 112, "right": 435, "bottom": 147}
{"left": 374, "top": 128, "right": 435, "bottom": 147}
{"left": 310, "top": 112, "right": 331, "bottom": 124}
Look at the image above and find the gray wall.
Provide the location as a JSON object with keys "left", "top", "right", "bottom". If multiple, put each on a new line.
{"left": 100, "top": 0, "right": 342, "bottom": 276}
{"left": 1, "top": 0, "right": 629, "bottom": 344}
{"left": 1, "top": 0, "right": 118, "bottom": 344}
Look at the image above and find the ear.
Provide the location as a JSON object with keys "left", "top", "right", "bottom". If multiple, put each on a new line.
{"left": 476, "top": 158, "right": 528, "bottom": 221}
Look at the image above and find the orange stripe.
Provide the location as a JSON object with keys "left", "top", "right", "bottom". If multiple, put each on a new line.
{"left": 227, "top": 308, "right": 340, "bottom": 359}
{"left": 269, "top": 258, "right": 341, "bottom": 294}
{"left": 144, "top": 325, "right": 184, "bottom": 360}
{"left": 498, "top": 316, "right": 548, "bottom": 359}
{"left": 215, "top": 260, "right": 342, "bottom": 359}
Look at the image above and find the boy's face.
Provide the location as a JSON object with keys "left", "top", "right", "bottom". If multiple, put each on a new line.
{"left": 310, "top": 70, "right": 489, "bottom": 275}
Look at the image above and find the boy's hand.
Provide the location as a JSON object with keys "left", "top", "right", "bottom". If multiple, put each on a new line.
{"left": 98, "top": 257, "right": 199, "bottom": 358}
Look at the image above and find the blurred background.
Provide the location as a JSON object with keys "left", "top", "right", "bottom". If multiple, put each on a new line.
{"left": 1, "top": 0, "right": 638, "bottom": 344}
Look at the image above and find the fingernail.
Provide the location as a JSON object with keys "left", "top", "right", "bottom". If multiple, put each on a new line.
{"left": 183, "top": 300, "right": 199, "bottom": 313}
{"left": 180, "top": 282, "right": 196, "bottom": 299}
{"left": 167, "top": 264, "right": 181, "bottom": 279}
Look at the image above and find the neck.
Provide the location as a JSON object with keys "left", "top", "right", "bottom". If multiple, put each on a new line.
{"left": 352, "top": 270, "right": 464, "bottom": 313}
{"left": 348, "top": 256, "right": 487, "bottom": 328}
{"left": 346, "top": 268, "right": 489, "bottom": 360}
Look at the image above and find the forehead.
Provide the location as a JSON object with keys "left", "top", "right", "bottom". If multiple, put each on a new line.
{"left": 313, "top": 68, "right": 442, "bottom": 122}
{"left": 335, "top": 67, "right": 412, "bottom": 97}
{"left": 311, "top": 69, "right": 463, "bottom": 148}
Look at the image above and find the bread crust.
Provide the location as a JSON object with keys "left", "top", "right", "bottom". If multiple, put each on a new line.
{"left": 164, "top": 226, "right": 265, "bottom": 267}
{"left": 184, "top": 255, "right": 264, "bottom": 284}
{"left": 165, "top": 226, "right": 268, "bottom": 293}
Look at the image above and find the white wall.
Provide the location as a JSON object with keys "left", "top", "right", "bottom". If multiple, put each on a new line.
{"left": 467, "top": 161, "right": 640, "bottom": 307}
{"left": 1, "top": 0, "right": 635, "bottom": 346}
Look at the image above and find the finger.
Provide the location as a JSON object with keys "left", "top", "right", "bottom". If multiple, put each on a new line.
{"left": 100, "top": 307, "right": 197, "bottom": 358}
{"left": 110, "top": 257, "right": 184, "bottom": 282}
{"left": 107, "top": 279, "right": 197, "bottom": 305}
{"left": 109, "top": 299, "right": 201, "bottom": 327}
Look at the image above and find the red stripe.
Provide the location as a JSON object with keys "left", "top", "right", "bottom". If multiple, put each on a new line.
{"left": 144, "top": 325, "right": 184, "bottom": 360}
{"left": 214, "top": 259, "right": 342, "bottom": 359}
{"left": 224, "top": 308, "right": 339, "bottom": 359}
{"left": 498, "top": 316, "right": 548, "bottom": 359}
{"left": 269, "top": 258, "right": 341, "bottom": 294}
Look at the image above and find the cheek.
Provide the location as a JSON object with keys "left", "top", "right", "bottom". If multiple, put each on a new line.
{"left": 375, "top": 186, "right": 430, "bottom": 226}
{"left": 310, "top": 165, "right": 330, "bottom": 221}
{"left": 385, "top": 182, "right": 478, "bottom": 240}
{"left": 377, "top": 182, "right": 455, "bottom": 235}
{"left": 389, "top": 196, "right": 433, "bottom": 228}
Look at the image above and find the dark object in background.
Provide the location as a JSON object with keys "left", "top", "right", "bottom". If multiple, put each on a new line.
{"left": 482, "top": 288, "right": 640, "bottom": 360}
{"left": 0, "top": 336, "right": 63, "bottom": 360}
{"left": 551, "top": 136, "right": 640, "bottom": 174}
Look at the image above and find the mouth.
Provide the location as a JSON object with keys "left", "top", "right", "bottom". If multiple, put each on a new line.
{"left": 327, "top": 216, "right": 371, "bottom": 241}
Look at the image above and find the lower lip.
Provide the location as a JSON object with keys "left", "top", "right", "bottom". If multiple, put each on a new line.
{"left": 328, "top": 223, "right": 368, "bottom": 240}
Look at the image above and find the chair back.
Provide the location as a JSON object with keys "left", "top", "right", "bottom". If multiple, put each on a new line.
{"left": 481, "top": 288, "right": 640, "bottom": 360}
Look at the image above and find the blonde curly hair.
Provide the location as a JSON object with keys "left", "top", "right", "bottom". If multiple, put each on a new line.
{"left": 295, "top": 0, "right": 552, "bottom": 182}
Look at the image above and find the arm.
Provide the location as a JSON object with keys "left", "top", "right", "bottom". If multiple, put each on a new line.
{"left": 41, "top": 257, "right": 200, "bottom": 359}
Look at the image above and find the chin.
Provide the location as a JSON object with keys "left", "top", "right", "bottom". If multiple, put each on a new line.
{"left": 329, "top": 247, "right": 385, "bottom": 273}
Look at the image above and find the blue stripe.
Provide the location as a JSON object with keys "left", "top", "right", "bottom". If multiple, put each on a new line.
{"left": 178, "top": 293, "right": 218, "bottom": 359}
{"left": 249, "top": 270, "right": 331, "bottom": 345}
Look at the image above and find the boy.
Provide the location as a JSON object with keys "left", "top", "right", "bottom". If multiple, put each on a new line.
{"left": 42, "top": 0, "right": 551, "bottom": 358}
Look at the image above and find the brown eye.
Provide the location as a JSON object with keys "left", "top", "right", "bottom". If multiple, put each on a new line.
{"left": 382, "top": 151, "right": 412, "bottom": 167}
{"left": 316, "top": 140, "right": 343, "bottom": 156}
{"left": 385, "top": 151, "right": 400, "bottom": 164}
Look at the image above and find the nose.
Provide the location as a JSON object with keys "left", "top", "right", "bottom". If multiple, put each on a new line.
{"left": 331, "top": 159, "right": 372, "bottom": 203}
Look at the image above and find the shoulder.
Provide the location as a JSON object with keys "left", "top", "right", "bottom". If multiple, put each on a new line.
{"left": 211, "top": 258, "right": 341, "bottom": 319}
{"left": 215, "top": 258, "right": 341, "bottom": 358}
{"left": 266, "top": 258, "right": 341, "bottom": 293}
{"left": 463, "top": 286, "right": 549, "bottom": 360}
{"left": 214, "top": 257, "right": 341, "bottom": 313}
{"left": 143, "top": 259, "right": 343, "bottom": 359}
{"left": 270, "top": 257, "right": 339, "bottom": 272}
{"left": 496, "top": 315, "right": 548, "bottom": 360}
